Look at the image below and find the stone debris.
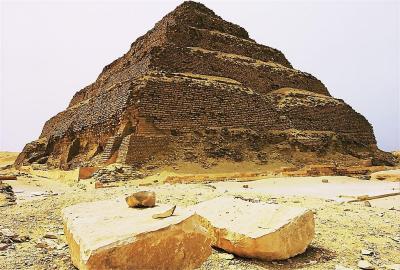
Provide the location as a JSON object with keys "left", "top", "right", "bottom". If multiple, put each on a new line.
{"left": 358, "top": 260, "right": 374, "bottom": 270}
{"left": 218, "top": 252, "right": 235, "bottom": 260}
{"left": 36, "top": 238, "right": 64, "bottom": 250}
{"left": 0, "top": 243, "right": 9, "bottom": 251}
{"left": 322, "top": 179, "right": 329, "bottom": 183}
{"left": 43, "top": 233, "right": 58, "bottom": 239}
{"left": 62, "top": 198, "right": 214, "bottom": 270}
{"left": 0, "top": 182, "right": 16, "bottom": 207}
{"left": 190, "top": 196, "right": 315, "bottom": 260}
{"left": 361, "top": 249, "right": 373, "bottom": 255}
{"left": 0, "top": 229, "right": 16, "bottom": 238}
{"left": 94, "top": 181, "right": 112, "bottom": 189}
{"left": 0, "top": 228, "right": 30, "bottom": 249}
{"left": 358, "top": 175, "right": 371, "bottom": 180}
{"left": 26, "top": 191, "right": 58, "bottom": 199}
{"left": 364, "top": 201, "right": 372, "bottom": 207}
{"left": 35, "top": 242, "right": 48, "bottom": 249}
{"left": 11, "top": 235, "right": 30, "bottom": 243}
{"left": 92, "top": 164, "right": 145, "bottom": 184}
{"left": 152, "top": 205, "right": 176, "bottom": 219}
{"left": 125, "top": 191, "right": 156, "bottom": 208}
{"left": 78, "top": 167, "right": 99, "bottom": 180}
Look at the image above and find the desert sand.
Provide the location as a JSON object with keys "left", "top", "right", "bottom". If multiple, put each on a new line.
{"left": 1, "top": 152, "right": 400, "bottom": 269}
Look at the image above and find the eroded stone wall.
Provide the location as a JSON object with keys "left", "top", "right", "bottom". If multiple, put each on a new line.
{"left": 42, "top": 82, "right": 133, "bottom": 139}
{"left": 150, "top": 46, "right": 328, "bottom": 96}
{"left": 134, "top": 75, "right": 373, "bottom": 146}
{"left": 124, "top": 135, "right": 170, "bottom": 165}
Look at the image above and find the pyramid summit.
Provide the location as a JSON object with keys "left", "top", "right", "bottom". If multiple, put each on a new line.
{"left": 15, "top": 1, "right": 395, "bottom": 170}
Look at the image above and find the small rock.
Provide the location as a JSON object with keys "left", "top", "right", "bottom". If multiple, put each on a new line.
{"left": 242, "top": 184, "right": 249, "bottom": 188}
{"left": 218, "top": 253, "right": 234, "bottom": 260}
{"left": 0, "top": 243, "right": 9, "bottom": 251}
{"left": 12, "top": 235, "right": 30, "bottom": 243}
{"left": 361, "top": 249, "right": 373, "bottom": 255}
{"left": 94, "top": 181, "right": 104, "bottom": 189}
{"left": 44, "top": 233, "right": 58, "bottom": 239}
{"left": 152, "top": 205, "right": 176, "bottom": 219}
{"left": 56, "top": 243, "right": 67, "bottom": 250}
{"left": 322, "top": 179, "right": 329, "bottom": 183}
{"left": 45, "top": 239, "right": 59, "bottom": 249}
{"left": 364, "top": 201, "right": 371, "bottom": 207}
{"left": 125, "top": 191, "right": 156, "bottom": 208}
{"left": 35, "top": 242, "right": 48, "bottom": 249}
{"left": 358, "top": 260, "right": 374, "bottom": 269}
{"left": 0, "top": 229, "right": 16, "bottom": 238}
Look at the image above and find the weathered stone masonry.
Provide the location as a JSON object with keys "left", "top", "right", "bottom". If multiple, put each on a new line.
{"left": 15, "top": 1, "right": 395, "bottom": 169}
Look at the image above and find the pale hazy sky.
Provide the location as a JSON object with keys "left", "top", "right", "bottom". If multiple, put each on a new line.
{"left": 0, "top": 0, "right": 399, "bottom": 152}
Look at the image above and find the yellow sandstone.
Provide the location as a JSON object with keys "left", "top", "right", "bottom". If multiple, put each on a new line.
{"left": 191, "top": 196, "right": 315, "bottom": 260}
{"left": 62, "top": 198, "right": 214, "bottom": 270}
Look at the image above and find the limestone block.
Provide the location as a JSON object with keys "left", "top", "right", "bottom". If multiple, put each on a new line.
{"left": 63, "top": 198, "right": 214, "bottom": 270}
{"left": 191, "top": 196, "right": 315, "bottom": 260}
{"left": 78, "top": 167, "right": 99, "bottom": 180}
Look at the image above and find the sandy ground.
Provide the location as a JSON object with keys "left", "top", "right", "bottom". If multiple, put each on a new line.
{"left": 371, "top": 169, "right": 400, "bottom": 182}
{"left": 211, "top": 177, "right": 400, "bottom": 208}
{"left": 0, "top": 152, "right": 19, "bottom": 168}
{"left": 0, "top": 153, "right": 400, "bottom": 270}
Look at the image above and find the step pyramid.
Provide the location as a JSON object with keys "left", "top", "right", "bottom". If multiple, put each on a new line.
{"left": 15, "top": 1, "right": 394, "bottom": 170}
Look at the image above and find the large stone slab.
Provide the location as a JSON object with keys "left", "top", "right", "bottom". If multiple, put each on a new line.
{"left": 191, "top": 196, "right": 315, "bottom": 260}
{"left": 63, "top": 198, "right": 214, "bottom": 270}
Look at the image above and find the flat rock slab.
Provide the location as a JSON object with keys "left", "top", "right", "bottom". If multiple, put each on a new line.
{"left": 62, "top": 198, "right": 213, "bottom": 270}
{"left": 191, "top": 196, "right": 315, "bottom": 260}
